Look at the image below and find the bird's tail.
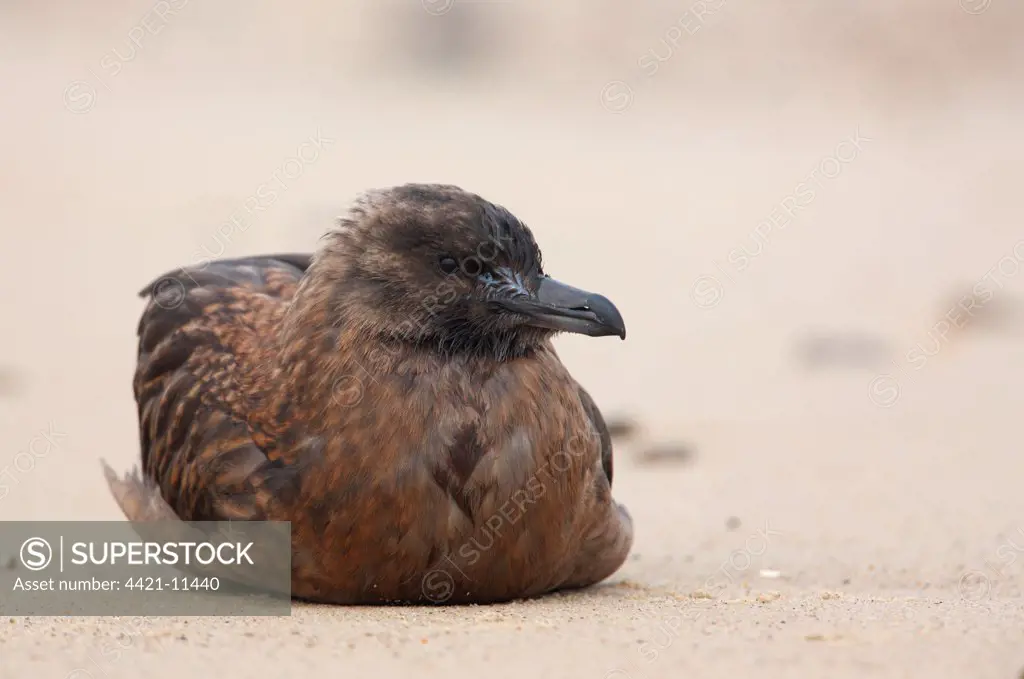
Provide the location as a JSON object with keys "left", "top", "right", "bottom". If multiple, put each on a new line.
{"left": 101, "top": 460, "right": 292, "bottom": 600}
{"left": 102, "top": 460, "right": 181, "bottom": 522}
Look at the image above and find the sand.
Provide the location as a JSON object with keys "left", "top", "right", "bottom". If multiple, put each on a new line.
{"left": 2, "top": 2, "right": 1024, "bottom": 677}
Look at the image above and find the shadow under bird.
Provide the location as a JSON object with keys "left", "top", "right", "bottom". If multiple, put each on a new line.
{"left": 104, "top": 183, "right": 632, "bottom": 604}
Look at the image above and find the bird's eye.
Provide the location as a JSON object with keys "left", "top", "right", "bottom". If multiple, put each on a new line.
{"left": 461, "top": 257, "right": 482, "bottom": 276}
{"left": 439, "top": 257, "right": 459, "bottom": 275}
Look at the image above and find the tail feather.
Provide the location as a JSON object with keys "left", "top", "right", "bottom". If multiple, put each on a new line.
{"left": 102, "top": 460, "right": 292, "bottom": 598}
{"left": 102, "top": 460, "right": 181, "bottom": 522}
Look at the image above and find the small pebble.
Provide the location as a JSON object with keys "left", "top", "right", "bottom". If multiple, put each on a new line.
{"left": 605, "top": 416, "right": 640, "bottom": 440}
{"left": 636, "top": 443, "right": 695, "bottom": 465}
{"left": 794, "top": 332, "right": 891, "bottom": 370}
{"left": 0, "top": 367, "right": 20, "bottom": 396}
{"left": 725, "top": 516, "right": 742, "bottom": 531}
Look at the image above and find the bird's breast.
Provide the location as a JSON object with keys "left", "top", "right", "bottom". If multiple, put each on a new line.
{"left": 288, "top": 347, "right": 612, "bottom": 602}
{"left": 319, "top": 351, "right": 599, "bottom": 521}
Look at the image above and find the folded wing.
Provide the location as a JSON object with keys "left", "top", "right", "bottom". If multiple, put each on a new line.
{"left": 114, "top": 254, "right": 313, "bottom": 523}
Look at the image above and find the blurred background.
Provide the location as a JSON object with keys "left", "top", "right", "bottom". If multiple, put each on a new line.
{"left": 2, "top": 0, "right": 1024, "bottom": 618}
{"left": 3, "top": 2, "right": 1024, "bottom": 676}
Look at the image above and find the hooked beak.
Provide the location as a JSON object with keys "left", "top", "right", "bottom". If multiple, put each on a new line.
{"left": 497, "top": 276, "right": 626, "bottom": 339}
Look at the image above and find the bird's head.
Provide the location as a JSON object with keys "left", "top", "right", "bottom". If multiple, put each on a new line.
{"left": 315, "top": 184, "right": 625, "bottom": 359}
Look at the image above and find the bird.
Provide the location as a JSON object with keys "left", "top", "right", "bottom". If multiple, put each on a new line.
{"left": 104, "top": 183, "right": 633, "bottom": 604}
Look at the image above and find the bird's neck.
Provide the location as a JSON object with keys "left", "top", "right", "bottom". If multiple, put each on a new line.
{"left": 400, "top": 329, "right": 543, "bottom": 363}
{"left": 244, "top": 275, "right": 558, "bottom": 453}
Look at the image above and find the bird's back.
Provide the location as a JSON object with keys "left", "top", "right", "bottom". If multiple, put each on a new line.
{"left": 126, "top": 254, "right": 312, "bottom": 521}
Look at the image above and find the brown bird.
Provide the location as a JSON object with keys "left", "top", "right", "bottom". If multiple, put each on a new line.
{"left": 104, "top": 183, "right": 633, "bottom": 604}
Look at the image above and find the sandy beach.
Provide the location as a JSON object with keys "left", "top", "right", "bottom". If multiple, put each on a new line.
{"left": 2, "top": 1, "right": 1024, "bottom": 676}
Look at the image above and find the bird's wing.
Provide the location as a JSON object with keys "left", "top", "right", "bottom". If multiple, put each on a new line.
{"left": 576, "top": 385, "right": 614, "bottom": 487}
{"left": 136, "top": 253, "right": 313, "bottom": 298}
{"left": 558, "top": 384, "right": 633, "bottom": 591}
{"left": 119, "top": 253, "right": 314, "bottom": 523}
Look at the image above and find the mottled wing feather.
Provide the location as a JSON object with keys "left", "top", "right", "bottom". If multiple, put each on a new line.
{"left": 133, "top": 254, "right": 312, "bottom": 522}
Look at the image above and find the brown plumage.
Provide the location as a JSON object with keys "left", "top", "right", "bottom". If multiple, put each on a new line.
{"left": 104, "top": 184, "right": 632, "bottom": 604}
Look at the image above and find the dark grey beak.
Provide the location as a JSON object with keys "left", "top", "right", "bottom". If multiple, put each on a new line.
{"left": 498, "top": 276, "right": 626, "bottom": 339}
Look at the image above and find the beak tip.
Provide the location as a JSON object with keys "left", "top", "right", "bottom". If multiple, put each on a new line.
{"left": 525, "top": 277, "right": 628, "bottom": 341}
